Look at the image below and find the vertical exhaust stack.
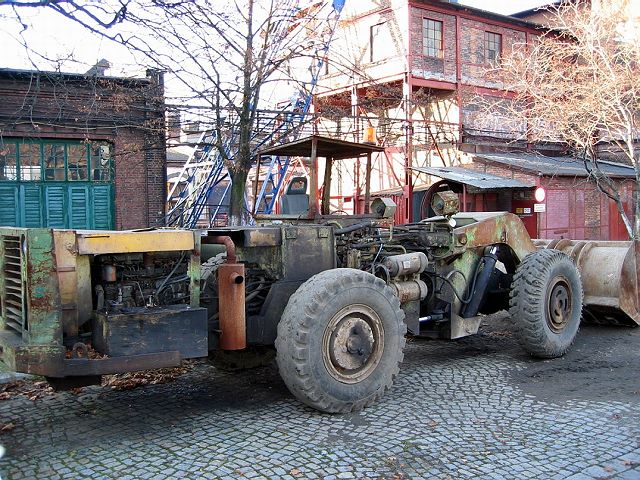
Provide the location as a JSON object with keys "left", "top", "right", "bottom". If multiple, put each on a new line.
{"left": 203, "top": 236, "right": 247, "bottom": 350}
{"left": 217, "top": 263, "right": 246, "bottom": 350}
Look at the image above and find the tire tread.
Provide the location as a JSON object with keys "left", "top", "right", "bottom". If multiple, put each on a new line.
{"left": 509, "top": 249, "right": 583, "bottom": 358}
{"left": 276, "top": 268, "right": 406, "bottom": 413}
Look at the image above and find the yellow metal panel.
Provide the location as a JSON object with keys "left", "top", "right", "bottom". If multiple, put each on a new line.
{"left": 53, "top": 230, "right": 80, "bottom": 337}
{"left": 76, "top": 230, "right": 195, "bottom": 255}
{"left": 76, "top": 255, "right": 93, "bottom": 327}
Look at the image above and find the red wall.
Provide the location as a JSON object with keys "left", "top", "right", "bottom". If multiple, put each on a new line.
{"left": 467, "top": 160, "right": 635, "bottom": 241}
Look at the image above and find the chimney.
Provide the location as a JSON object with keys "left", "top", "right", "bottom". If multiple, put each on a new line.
{"left": 167, "top": 110, "right": 182, "bottom": 145}
{"left": 85, "top": 59, "right": 111, "bottom": 76}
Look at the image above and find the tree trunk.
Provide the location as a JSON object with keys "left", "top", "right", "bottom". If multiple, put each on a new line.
{"left": 635, "top": 163, "right": 640, "bottom": 240}
{"left": 225, "top": 0, "right": 254, "bottom": 228}
{"left": 228, "top": 168, "right": 248, "bottom": 226}
{"left": 613, "top": 196, "right": 634, "bottom": 240}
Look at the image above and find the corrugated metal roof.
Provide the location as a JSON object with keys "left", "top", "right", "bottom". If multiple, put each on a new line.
{"left": 474, "top": 153, "right": 635, "bottom": 178}
{"left": 412, "top": 166, "right": 535, "bottom": 190}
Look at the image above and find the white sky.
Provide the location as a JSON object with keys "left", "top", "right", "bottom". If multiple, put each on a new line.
{"left": 460, "top": 0, "right": 550, "bottom": 15}
{"left": 0, "top": 1, "right": 550, "bottom": 91}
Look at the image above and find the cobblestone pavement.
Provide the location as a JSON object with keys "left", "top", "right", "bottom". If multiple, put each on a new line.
{"left": 1, "top": 317, "right": 639, "bottom": 479}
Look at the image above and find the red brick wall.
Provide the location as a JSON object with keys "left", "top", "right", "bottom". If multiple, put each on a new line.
{"left": 409, "top": 7, "right": 457, "bottom": 82}
{"left": 408, "top": 5, "right": 528, "bottom": 88}
{"left": 113, "top": 127, "right": 166, "bottom": 230}
{"left": 458, "top": 18, "right": 526, "bottom": 88}
{"left": 467, "top": 160, "right": 634, "bottom": 240}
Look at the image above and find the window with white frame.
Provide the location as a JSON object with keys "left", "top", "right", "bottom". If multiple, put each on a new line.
{"left": 423, "top": 18, "right": 443, "bottom": 58}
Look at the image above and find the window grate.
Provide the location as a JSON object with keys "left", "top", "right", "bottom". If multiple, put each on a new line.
{"left": 2, "top": 235, "right": 26, "bottom": 335}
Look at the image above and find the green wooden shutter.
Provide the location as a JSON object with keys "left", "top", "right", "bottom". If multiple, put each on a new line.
{"left": 69, "top": 185, "right": 90, "bottom": 229}
{"left": 21, "top": 184, "right": 43, "bottom": 227}
{"left": 92, "top": 184, "right": 112, "bottom": 230}
{"left": 0, "top": 185, "right": 18, "bottom": 227}
{"left": 45, "top": 186, "right": 66, "bottom": 228}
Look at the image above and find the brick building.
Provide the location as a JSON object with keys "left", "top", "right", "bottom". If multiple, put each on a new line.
{"left": 0, "top": 67, "right": 166, "bottom": 230}
{"left": 409, "top": 154, "right": 635, "bottom": 240}
{"left": 312, "top": 0, "right": 636, "bottom": 240}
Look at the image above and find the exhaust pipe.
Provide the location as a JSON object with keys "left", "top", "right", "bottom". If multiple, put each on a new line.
{"left": 202, "top": 236, "right": 247, "bottom": 350}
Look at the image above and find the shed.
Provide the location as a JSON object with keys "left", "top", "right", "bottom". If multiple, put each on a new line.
{"left": 0, "top": 67, "right": 166, "bottom": 230}
{"left": 469, "top": 153, "right": 636, "bottom": 240}
{"left": 257, "top": 135, "right": 385, "bottom": 217}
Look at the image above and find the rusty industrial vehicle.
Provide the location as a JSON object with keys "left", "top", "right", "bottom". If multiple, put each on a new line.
{"left": 1, "top": 136, "right": 638, "bottom": 413}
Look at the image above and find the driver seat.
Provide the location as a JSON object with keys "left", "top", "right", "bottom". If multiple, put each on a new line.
{"left": 280, "top": 176, "right": 309, "bottom": 215}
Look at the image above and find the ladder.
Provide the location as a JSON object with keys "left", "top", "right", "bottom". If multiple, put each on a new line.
{"left": 252, "top": 0, "right": 346, "bottom": 215}
{"left": 165, "top": 0, "right": 347, "bottom": 226}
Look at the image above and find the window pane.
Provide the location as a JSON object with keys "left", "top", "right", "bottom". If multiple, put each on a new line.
{"left": 485, "top": 32, "right": 502, "bottom": 65}
{"left": 68, "top": 144, "right": 88, "bottom": 180}
{"left": 370, "top": 22, "right": 390, "bottom": 63}
{"left": 44, "top": 144, "right": 66, "bottom": 181}
{"left": 91, "top": 142, "right": 113, "bottom": 181}
{"left": 0, "top": 142, "right": 17, "bottom": 181}
{"left": 423, "top": 19, "right": 443, "bottom": 58}
{"left": 19, "top": 143, "right": 42, "bottom": 181}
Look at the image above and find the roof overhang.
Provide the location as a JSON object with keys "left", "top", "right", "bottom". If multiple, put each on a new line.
{"left": 412, "top": 165, "right": 536, "bottom": 190}
{"left": 473, "top": 153, "right": 636, "bottom": 178}
{"left": 257, "top": 135, "right": 385, "bottom": 160}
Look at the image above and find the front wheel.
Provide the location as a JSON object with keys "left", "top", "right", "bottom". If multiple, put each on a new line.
{"left": 509, "top": 249, "right": 583, "bottom": 358}
{"left": 275, "top": 268, "right": 406, "bottom": 413}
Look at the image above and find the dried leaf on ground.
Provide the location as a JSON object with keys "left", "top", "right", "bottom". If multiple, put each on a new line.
{"left": 102, "top": 362, "right": 194, "bottom": 391}
{"left": 0, "top": 380, "right": 54, "bottom": 401}
{"left": 488, "top": 330, "right": 512, "bottom": 338}
{"left": 0, "top": 422, "right": 16, "bottom": 434}
{"left": 64, "top": 343, "right": 106, "bottom": 360}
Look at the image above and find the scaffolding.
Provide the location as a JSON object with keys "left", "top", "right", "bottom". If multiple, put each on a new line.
{"left": 165, "top": 0, "right": 346, "bottom": 228}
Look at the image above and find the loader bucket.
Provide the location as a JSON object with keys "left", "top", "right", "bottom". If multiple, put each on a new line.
{"left": 533, "top": 239, "right": 640, "bottom": 326}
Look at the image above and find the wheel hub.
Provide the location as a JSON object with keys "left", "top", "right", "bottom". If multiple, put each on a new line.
{"left": 546, "top": 276, "right": 573, "bottom": 333}
{"left": 323, "top": 304, "right": 384, "bottom": 384}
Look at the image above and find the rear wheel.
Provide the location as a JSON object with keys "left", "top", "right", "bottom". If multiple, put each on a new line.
{"left": 276, "top": 268, "right": 406, "bottom": 413}
{"left": 509, "top": 249, "right": 583, "bottom": 358}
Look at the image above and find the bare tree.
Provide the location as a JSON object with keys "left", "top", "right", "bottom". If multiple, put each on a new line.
{"left": 133, "top": 0, "right": 338, "bottom": 225}
{"left": 479, "top": 1, "right": 640, "bottom": 237}
{"left": 0, "top": 1, "right": 132, "bottom": 32}
{"left": 3, "top": 0, "right": 342, "bottom": 226}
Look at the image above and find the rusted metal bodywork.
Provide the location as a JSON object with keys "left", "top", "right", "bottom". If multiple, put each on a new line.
{"left": 405, "top": 212, "right": 538, "bottom": 339}
{"left": 1, "top": 207, "right": 638, "bottom": 383}
{"left": 203, "top": 235, "right": 246, "bottom": 350}
{"left": 201, "top": 224, "right": 338, "bottom": 347}
{"left": 6, "top": 132, "right": 635, "bottom": 412}
{"left": 217, "top": 263, "right": 247, "bottom": 350}
{"left": 0, "top": 227, "right": 203, "bottom": 378}
{"left": 535, "top": 239, "right": 640, "bottom": 326}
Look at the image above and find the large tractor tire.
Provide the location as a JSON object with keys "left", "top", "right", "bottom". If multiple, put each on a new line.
{"left": 276, "top": 268, "right": 406, "bottom": 413}
{"left": 509, "top": 249, "right": 583, "bottom": 358}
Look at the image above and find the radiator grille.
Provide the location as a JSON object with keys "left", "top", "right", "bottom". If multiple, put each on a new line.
{"left": 2, "top": 235, "right": 26, "bottom": 334}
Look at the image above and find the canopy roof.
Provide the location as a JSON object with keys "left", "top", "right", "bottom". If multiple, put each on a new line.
{"left": 412, "top": 165, "right": 535, "bottom": 190}
{"left": 258, "top": 135, "right": 385, "bottom": 160}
